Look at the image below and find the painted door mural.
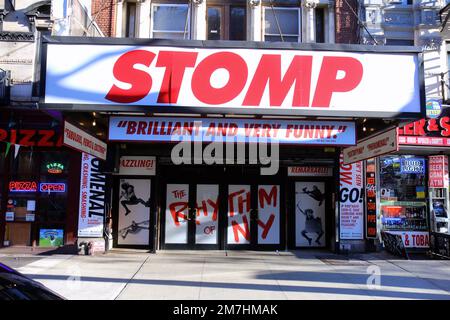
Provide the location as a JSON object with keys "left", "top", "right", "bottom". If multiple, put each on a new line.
{"left": 295, "top": 182, "right": 326, "bottom": 247}
{"left": 165, "top": 184, "right": 189, "bottom": 244}
{"left": 257, "top": 185, "right": 280, "bottom": 244}
{"left": 195, "top": 184, "right": 219, "bottom": 245}
{"left": 227, "top": 185, "right": 251, "bottom": 245}
{"left": 117, "top": 179, "right": 151, "bottom": 245}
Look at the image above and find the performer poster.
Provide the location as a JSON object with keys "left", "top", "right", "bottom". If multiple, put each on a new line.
{"left": 295, "top": 182, "right": 326, "bottom": 247}
{"left": 117, "top": 179, "right": 151, "bottom": 245}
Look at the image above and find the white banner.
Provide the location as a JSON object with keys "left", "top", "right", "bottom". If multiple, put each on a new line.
{"left": 63, "top": 121, "right": 107, "bottom": 160}
{"left": 117, "top": 178, "right": 151, "bottom": 245}
{"left": 119, "top": 156, "right": 156, "bottom": 176}
{"left": 258, "top": 185, "right": 280, "bottom": 244}
{"left": 343, "top": 128, "right": 398, "bottom": 165}
{"left": 78, "top": 153, "right": 106, "bottom": 237}
{"left": 339, "top": 153, "right": 364, "bottom": 240}
{"left": 165, "top": 184, "right": 189, "bottom": 244}
{"left": 109, "top": 117, "right": 356, "bottom": 145}
{"left": 228, "top": 185, "right": 251, "bottom": 244}
{"left": 45, "top": 44, "right": 422, "bottom": 117}
{"left": 295, "top": 182, "right": 326, "bottom": 247}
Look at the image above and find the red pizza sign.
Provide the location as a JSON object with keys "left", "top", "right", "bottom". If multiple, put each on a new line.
{"left": 44, "top": 43, "right": 422, "bottom": 118}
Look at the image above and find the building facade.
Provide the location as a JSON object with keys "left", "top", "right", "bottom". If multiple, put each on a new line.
{"left": 0, "top": 0, "right": 431, "bottom": 255}
{"left": 0, "top": 0, "right": 103, "bottom": 249}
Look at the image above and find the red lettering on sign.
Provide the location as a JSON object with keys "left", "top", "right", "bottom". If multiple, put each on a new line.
{"left": 243, "top": 54, "right": 312, "bottom": 107}
{"left": 311, "top": 57, "right": 363, "bottom": 107}
{"left": 191, "top": 52, "right": 248, "bottom": 105}
{"left": 156, "top": 51, "right": 198, "bottom": 104}
{"left": 106, "top": 50, "right": 156, "bottom": 103}
{"left": 228, "top": 189, "right": 251, "bottom": 217}
{"left": 231, "top": 215, "right": 250, "bottom": 242}
{"left": 257, "top": 214, "right": 275, "bottom": 239}
{"left": 258, "top": 186, "right": 278, "bottom": 208}
{"left": 169, "top": 202, "right": 188, "bottom": 226}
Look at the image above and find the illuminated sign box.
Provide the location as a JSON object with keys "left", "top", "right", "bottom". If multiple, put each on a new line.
{"left": 9, "top": 181, "right": 38, "bottom": 192}
{"left": 39, "top": 183, "right": 66, "bottom": 193}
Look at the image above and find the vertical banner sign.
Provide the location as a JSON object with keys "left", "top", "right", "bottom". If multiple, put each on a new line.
{"left": 339, "top": 153, "right": 364, "bottom": 239}
{"left": 428, "top": 155, "right": 449, "bottom": 188}
{"left": 366, "top": 158, "right": 377, "bottom": 239}
{"left": 257, "top": 185, "right": 280, "bottom": 244}
{"left": 228, "top": 185, "right": 251, "bottom": 244}
{"left": 295, "top": 182, "right": 326, "bottom": 247}
{"left": 78, "top": 153, "right": 106, "bottom": 237}
{"left": 165, "top": 184, "right": 189, "bottom": 244}
{"left": 195, "top": 184, "right": 219, "bottom": 245}
{"left": 117, "top": 179, "right": 151, "bottom": 245}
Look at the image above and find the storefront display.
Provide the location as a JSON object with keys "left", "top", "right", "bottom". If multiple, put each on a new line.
{"left": 379, "top": 155, "right": 428, "bottom": 248}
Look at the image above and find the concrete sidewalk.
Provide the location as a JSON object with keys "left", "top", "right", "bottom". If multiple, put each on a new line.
{"left": 1, "top": 249, "right": 449, "bottom": 300}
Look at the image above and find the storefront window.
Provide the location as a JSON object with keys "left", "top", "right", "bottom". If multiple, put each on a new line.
{"left": 4, "top": 149, "right": 70, "bottom": 246}
{"left": 13, "top": 151, "right": 37, "bottom": 179}
{"left": 379, "top": 155, "right": 428, "bottom": 232}
{"left": 40, "top": 152, "right": 69, "bottom": 175}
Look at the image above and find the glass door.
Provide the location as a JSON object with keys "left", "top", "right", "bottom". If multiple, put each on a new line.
{"left": 164, "top": 183, "right": 220, "bottom": 249}
{"left": 195, "top": 184, "right": 219, "bottom": 246}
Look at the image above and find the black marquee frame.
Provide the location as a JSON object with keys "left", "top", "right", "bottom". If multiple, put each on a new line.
{"left": 38, "top": 36, "right": 426, "bottom": 120}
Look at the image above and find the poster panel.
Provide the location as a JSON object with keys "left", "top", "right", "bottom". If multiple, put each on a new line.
{"left": 295, "top": 182, "right": 326, "bottom": 247}
{"left": 78, "top": 152, "right": 106, "bottom": 237}
{"left": 227, "top": 185, "right": 251, "bottom": 245}
{"left": 195, "top": 184, "right": 219, "bottom": 245}
{"left": 117, "top": 179, "right": 151, "bottom": 245}
{"left": 339, "top": 153, "right": 364, "bottom": 240}
{"left": 165, "top": 184, "right": 189, "bottom": 244}
{"left": 257, "top": 185, "right": 280, "bottom": 244}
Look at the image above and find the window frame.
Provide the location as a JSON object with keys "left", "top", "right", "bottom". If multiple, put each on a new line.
{"left": 150, "top": 3, "right": 191, "bottom": 40}
{"left": 123, "top": 1, "right": 138, "bottom": 38}
{"left": 262, "top": 6, "right": 302, "bottom": 42}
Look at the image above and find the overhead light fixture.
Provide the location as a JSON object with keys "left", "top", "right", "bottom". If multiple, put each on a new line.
{"left": 92, "top": 120, "right": 96, "bottom": 127}
{"left": 363, "top": 127, "right": 367, "bottom": 132}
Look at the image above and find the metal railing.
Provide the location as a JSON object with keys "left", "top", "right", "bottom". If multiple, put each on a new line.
{"left": 429, "top": 232, "right": 450, "bottom": 259}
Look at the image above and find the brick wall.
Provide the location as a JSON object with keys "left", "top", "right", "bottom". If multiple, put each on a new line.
{"left": 91, "top": 0, "right": 116, "bottom": 37}
{"left": 335, "top": 0, "right": 359, "bottom": 44}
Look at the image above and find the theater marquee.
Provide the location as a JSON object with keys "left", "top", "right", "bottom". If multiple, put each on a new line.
{"left": 41, "top": 38, "right": 424, "bottom": 118}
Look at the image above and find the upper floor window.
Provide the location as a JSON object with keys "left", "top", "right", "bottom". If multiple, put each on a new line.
{"left": 151, "top": 3, "right": 190, "bottom": 39}
{"left": 124, "top": 1, "right": 137, "bottom": 37}
{"left": 315, "top": 7, "right": 325, "bottom": 43}
{"left": 385, "top": 39, "right": 414, "bottom": 46}
{"left": 263, "top": 0, "right": 301, "bottom": 42}
{"left": 207, "top": 2, "right": 246, "bottom": 41}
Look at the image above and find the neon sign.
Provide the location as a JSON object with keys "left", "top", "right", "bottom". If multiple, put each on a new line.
{"left": 46, "top": 162, "right": 64, "bottom": 174}
{"left": 9, "top": 181, "right": 38, "bottom": 192}
{"left": 39, "top": 183, "right": 66, "bottom": 193}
